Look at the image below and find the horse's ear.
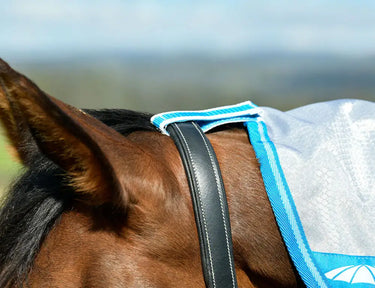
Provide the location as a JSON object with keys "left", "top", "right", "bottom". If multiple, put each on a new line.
{"left": 0, "top": 65, "right": 39, "bottom": 166}
{"left": 0, "top": 59, "right": 163, "bottom": 206}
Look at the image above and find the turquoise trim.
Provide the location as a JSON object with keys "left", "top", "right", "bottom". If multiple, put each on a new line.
{"left": 245, "top": 120, "right": 328, "bottom": 288}
{"left": 151, "top": 101, "right": 260, "bottom": 135}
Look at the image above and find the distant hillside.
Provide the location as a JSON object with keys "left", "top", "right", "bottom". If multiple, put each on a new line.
{"left": 9, "top": 53, "right": 375, "bottom": 112}
{"left": 2, "top": 52, "right": 375, "bottom": 194}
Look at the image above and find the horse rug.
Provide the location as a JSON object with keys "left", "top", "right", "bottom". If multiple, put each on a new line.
{"left": 151, "top": 99, "right": 375, "bottom": 288}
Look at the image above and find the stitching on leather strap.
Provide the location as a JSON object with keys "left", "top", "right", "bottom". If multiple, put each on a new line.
{"left": 174, "top": 124, "right": 217, "bottom": 288}
{"left": 192, "top": 122, "right": 236, "bottom": 288}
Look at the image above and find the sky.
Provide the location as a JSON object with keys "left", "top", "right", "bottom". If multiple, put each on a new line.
{"left": 2, "top": 0, "right": 375, "bottom": 59}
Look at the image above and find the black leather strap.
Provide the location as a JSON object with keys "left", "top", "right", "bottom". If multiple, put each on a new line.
{"left": 167, "top": 122, "right": 238, "bottom": 288}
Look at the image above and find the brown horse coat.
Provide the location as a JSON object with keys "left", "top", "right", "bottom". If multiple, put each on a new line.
{"left": 0, "top": 59, "right": 299, "bottom": 287}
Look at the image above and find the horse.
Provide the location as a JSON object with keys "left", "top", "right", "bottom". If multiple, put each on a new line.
{"left": 0, "top": 59, "right": 300, "bottom": 287}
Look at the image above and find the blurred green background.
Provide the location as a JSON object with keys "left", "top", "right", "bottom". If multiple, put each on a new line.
{"left": 1, "top": 1, "right": 375, "bottom": 196}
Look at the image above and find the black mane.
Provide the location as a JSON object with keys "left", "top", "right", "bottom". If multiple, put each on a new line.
{"left": 0, "top": 109, "right": 155, "bottom": 287}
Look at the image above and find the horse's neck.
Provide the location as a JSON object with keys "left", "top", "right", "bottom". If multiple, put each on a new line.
{"left": 207, "top": 129, "right": 299, "bottom": 287}
{"left": 130, "top": 129, "right": 299, "bottom": 287}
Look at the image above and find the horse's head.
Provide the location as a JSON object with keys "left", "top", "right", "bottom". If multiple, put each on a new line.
{"left": 0, "top": 59, "right": 299, "bottom": 287}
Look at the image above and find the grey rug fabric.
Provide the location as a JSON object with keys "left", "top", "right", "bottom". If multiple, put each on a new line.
{"left": 262, "top": 99, "right": 375, "bottom": 256}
